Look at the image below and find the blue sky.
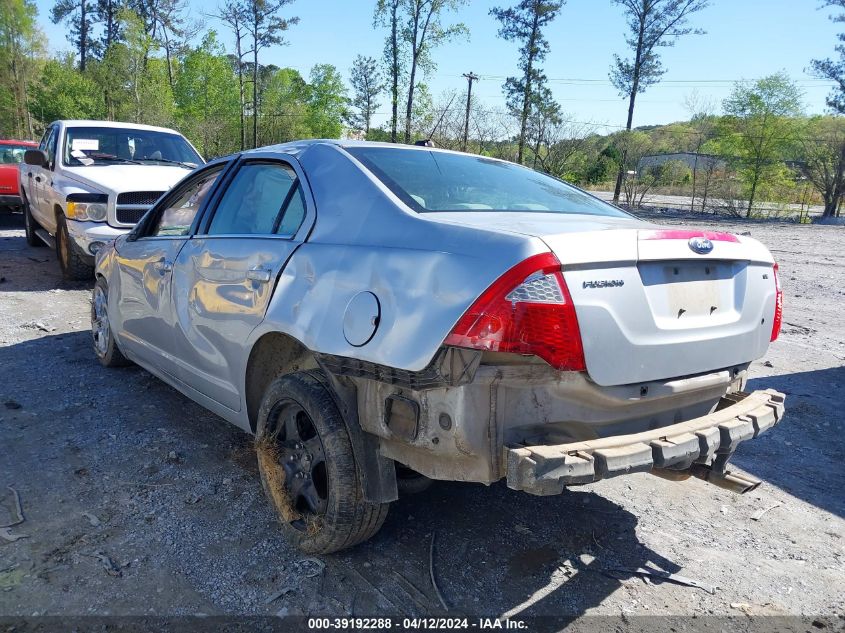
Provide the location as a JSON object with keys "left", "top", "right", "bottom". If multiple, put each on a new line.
{"left": 34, "top": 0, "right": 841, "bottom": 130}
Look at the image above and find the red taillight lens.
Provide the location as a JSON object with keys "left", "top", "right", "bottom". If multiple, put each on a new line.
{"left": 444, "top": 252, "right": 586, "bottom": 371}
{"left": 771, "top": 262, "right": 783, "bottom": 342}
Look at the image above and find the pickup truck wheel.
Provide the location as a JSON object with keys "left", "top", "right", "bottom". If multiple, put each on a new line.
{"left": 91, "top": 277, "right": 131, "bottom": 368}
{"left": 56, "top": 214, "right": 94, "bottom": 280}
{"left": 23, "top": 197, "right": 45, "bottom": 247}
{"left": 256, "top": 371, "right": 390, "bottom": 554}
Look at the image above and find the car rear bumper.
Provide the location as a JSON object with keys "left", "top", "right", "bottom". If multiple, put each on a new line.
{"left": 0, "top": 194, "right": 22, "bottom": 208}
{"left": 504, "top": 388, "right": 785, "bottom": 495}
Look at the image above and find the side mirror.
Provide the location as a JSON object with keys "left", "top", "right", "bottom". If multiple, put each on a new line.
{"left": 24, "top": 149, "right": 48, "bottom": 167}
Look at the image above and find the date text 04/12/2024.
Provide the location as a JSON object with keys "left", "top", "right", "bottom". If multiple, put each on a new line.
{"left": 307, "top": 618, "right": 528, "bottom": 630}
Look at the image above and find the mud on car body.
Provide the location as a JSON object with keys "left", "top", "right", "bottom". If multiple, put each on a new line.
{"left": 92, "top": 140, "right": 785, "bottom": 553}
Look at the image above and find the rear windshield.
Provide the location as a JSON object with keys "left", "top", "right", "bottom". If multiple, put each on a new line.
{"left": 346, "top": 146, "right": 628, "bottom": 217}
{"left": 0, "top": 144, "right": 34, "bottom": 164}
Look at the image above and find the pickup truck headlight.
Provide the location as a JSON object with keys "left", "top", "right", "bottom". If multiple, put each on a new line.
{"left": 66, "top": 195, "right": 108, "bottom": 222}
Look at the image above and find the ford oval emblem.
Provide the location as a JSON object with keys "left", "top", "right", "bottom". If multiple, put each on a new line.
{"left": 688, "top": 237, "right": 714, "bottom": 254}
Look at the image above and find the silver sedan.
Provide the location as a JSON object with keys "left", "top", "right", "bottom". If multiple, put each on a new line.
{"left": 93, "top": 141, "right": 785, "bottom": 553}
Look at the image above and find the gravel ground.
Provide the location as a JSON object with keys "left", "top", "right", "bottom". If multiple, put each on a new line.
{"left": 0, "top": 210, "right": 843, "bottom": 626}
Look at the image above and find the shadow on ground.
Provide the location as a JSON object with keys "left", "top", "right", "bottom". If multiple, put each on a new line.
{"left": 0, "top": 331, "right": 686, "bottom": 617}
{"left": 736, "top": 367, "right": 845, "bottom": 520}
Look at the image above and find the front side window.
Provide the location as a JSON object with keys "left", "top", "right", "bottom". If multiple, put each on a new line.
{"left": 347, "top": 147, "right": 630, "bottom": 218}
{"left": 207, "top": 162, "right": 303, "bottom": 236}
{"left": 45, "top": 128, "right": 58, "bottom": 167}
{"left": 63, "top": 127, "right": 202, "bottom": 167}
{"left": 150, "top": 166, "right": 224, "bottom": 237}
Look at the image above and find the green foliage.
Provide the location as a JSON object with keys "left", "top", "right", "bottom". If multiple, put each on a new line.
{"left": 490, "top": 0, "right": 563, "bottom": 162}
{"left": 30, "top": 54, "right": 103, "bottom": 123}
{"left": 0, "top": 0, "right": 44, "bottom": 137}
{"left": 720, "top": 72, "right": 804, "bottom": 215}
{"left": 349, "top": 54, "right": 383, "bottom": 134}
{"left": 174, "top": 31, "right": 240, "bottom": 157}
{"left": 810, "top": 0, "right": 845, "bottom": 114}
{"left": 609, "top": 0, "right": 709, "bottom": 100}
{"left": 306, "top": 63, "right": 348, "bottom": 139}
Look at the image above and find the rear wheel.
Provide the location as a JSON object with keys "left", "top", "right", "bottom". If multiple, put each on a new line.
{"left": 56, "top": 213, "right": 93, "bottom": 280}
{"left": 256, "top": 371, "right": 389, "bottom": 554}
{"left": 23, "top": 196, "right": 44, "bottom": 247}
{"left": 91, "top": 277, "right": 131, "bottom": 368}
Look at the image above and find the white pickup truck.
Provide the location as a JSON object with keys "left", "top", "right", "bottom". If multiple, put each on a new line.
{"left": 20, "top": 120, "right": 203, "bottom": 279}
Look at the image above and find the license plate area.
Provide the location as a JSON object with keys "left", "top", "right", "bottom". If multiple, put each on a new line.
{"left": 638, "top": 260, "right": 745, "bottom": 328}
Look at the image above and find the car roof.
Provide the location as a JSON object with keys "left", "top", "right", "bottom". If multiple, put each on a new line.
{"left": 0, "top": 139, "right": 37, "bottom": 146}
{"left": 240, "top": 138, "right": 500, "bottom": 161}
{"left": 54, "top": 120, "right": 183, "bottom": 135}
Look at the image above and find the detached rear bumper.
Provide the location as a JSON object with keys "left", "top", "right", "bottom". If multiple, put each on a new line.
{"left": 505, "top": 389, "right": 785, "bottom": 495}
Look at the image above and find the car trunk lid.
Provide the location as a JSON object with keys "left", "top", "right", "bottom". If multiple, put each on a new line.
{"left": 545, "top": 227, "right": 777, "bottom": 386}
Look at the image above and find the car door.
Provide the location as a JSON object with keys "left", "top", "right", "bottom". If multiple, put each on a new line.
{"left": 170, "top": 155, "right": 314, "bottom": 412}
{"left": 112, "top": 163, "right": 229, "bottom": 375}
{"left": 27, "top": 125, "right": 57, "bottom": 228}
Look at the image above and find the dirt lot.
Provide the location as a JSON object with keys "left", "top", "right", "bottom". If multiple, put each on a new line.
{"left": 0, "top": 210, "right": 843, "bottom": 627}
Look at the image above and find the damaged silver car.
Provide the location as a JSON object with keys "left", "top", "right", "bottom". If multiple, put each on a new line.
{"left": 91, "top": 141, "right": 785, "bottom": 553}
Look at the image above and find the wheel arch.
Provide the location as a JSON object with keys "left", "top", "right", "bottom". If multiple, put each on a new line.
{"left": 244, "top": 331, "right": 318, "bottom": 433}
{"left": 244, "top": 331, "right": 398, "bottom": 503}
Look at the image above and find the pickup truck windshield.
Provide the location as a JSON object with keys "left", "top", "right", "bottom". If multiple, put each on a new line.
{"left": 63, "top": 127, "right": 201, "bottom": 167}
{"left": 346, "top": 146, "right": 628, "bottom": 217}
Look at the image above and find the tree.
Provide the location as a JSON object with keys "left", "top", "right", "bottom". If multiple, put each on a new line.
{"left": 175, "top": 31, "right": 240, "bottom": 156}
{"left": 129, "top": 0, "right": 194, "bottom": 89}
{"left": 375, "top": 0, "right": 402, "bottom": 142}
{"left": 400, "top": 0, "right": 467, "bottom": 143}
{"left": 800, "top": 116, "right": 845, "bottom": 218}
{"left": 721, "top": 73, "right": 803, "bottom": 217}
{"left": 246, "top": 0, "right": 298, "bottom": 148}
{"left": 0, "top": 0, "right": 43, "bottom": 138}
{"left": 306, "top": 64, "right": 348, "bottom": 139}
{"left": 95, "top": 0, "right": 121, "bottom": 51}
{"left": 50, "top": 0, "right": 97, "bottom": 70}
{"left": 490, "top": 0, "right": 563, "bottom": 164}
{"left": 214, "top": 0, "right": 249, "bottom": 150}
{"left": 95, "top": 8, "right": 173, "bottom": 123}
{"left": 810, "top": 0, "right": 845, "bottom": 114}
{"left": 260, "top": 66, "right": 311, "bottom": 143}
{"left": 349, "top": 54, "right": 383, "bottom": 135}
{"left": 609, "top": 0, "right": 709, "bottom": 203}
{"left": 30, "top": 54, "right": 103, "bottom": 123}
{"left": 524, "top": 84, "right": 561, "bottom": 169}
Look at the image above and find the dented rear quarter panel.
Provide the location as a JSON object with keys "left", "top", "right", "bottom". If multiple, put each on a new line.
{"left": 244, "top": 143, "right": 547, "bottom": 382}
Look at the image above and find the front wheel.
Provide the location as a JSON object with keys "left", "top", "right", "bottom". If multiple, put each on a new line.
{"left": 256, "top": 371, "right": 389, "bottom": 554}
{"left": 56, "top": 214, "right": 93, "bottom": 280}
{"left": 91, "top": 277, "right": 131, "bottom": 368}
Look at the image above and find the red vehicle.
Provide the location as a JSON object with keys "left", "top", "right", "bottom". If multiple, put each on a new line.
{"left": 0, "top": 139, "right": 38, "bottom": 211}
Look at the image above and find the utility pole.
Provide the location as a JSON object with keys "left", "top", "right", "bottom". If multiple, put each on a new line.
{"left": 462, "top": 72, "right": 479, "bottom": 152}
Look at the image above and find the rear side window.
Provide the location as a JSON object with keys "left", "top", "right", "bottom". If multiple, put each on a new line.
{"left": 347, "top": 147, "right": 628, "bottom": 218}
{"left": 207, "top": 162, "right": 304, "bottom": 236}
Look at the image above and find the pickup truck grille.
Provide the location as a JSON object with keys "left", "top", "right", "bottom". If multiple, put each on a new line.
{"left": 115, "top": 191, "right": 164, "bottom": 225}
{"left": 115, "top": 207, "right": 149, "bottom": 225}
{"left": 117, "top": 191, "right": 164, "bottom": 205}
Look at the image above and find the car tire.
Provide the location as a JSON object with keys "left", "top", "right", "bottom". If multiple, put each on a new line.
{"left": 396, "top": 464, "right": 433, "bottom": 495}
{"left": 56, "top": 213, "right": 94, "bottom": 280}
{"left": 256, "top": 370, "right": 390, "bottom": 554}
{"left": 23, "top": 196, "right": 45, "bottom": 247}
{"left": 91, "top": 277, "right": 131, "bottom": 368}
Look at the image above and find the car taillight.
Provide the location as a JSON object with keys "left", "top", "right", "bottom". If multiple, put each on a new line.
{"left": 444, "top": 252, "right": 586, "bottom": 371}
{"left": 771, "top": 262, "right": 783, "bottom": 342}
